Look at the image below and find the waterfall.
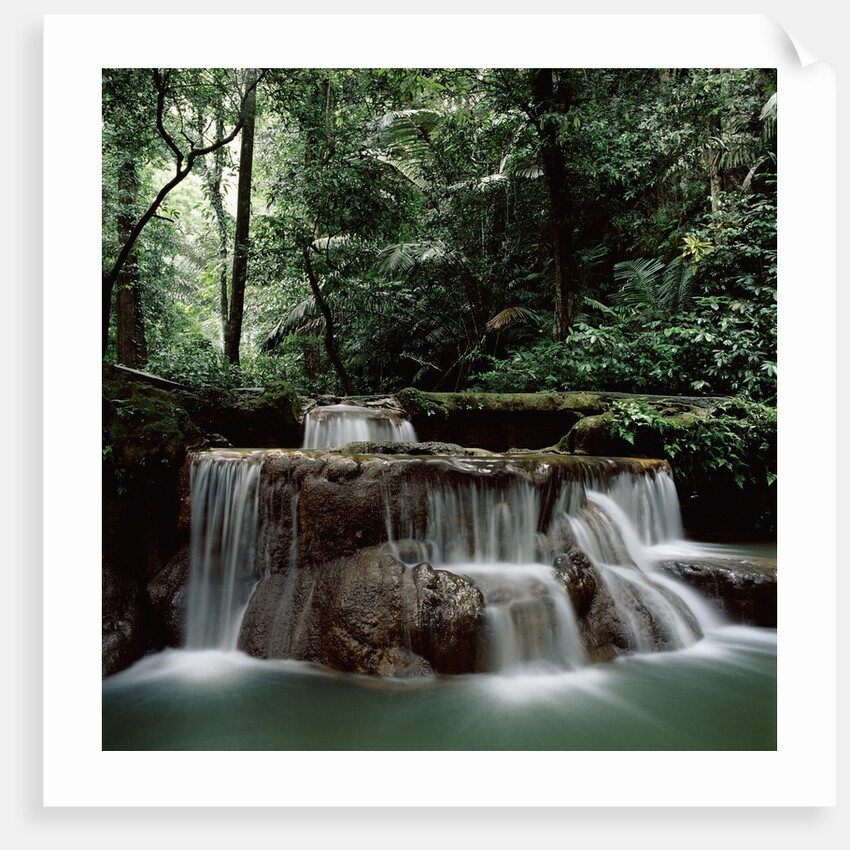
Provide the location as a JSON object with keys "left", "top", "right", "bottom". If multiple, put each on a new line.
{"left": 185, "top": 452, "right": 264, "bottom": 650}
{"left": 184, "top": 440, "right": 717, "bottom": 676}
{"left": 383, "top": 458, "right": 706, "bottom": 672}
{"left": 302, "top": 404, "right": 417, "bottom": 449}
{"left": 566, "top": 474, "right": 721, "bottom": 650}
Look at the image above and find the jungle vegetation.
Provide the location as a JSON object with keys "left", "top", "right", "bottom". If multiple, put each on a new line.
{"left": 102, "top": 67, "right": 777, "bottom": 406}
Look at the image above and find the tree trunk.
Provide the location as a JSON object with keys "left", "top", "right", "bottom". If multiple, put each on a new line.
{"left": 224, "top": 71, "right": 257, "bottom": 365}
{"left": 197, "top": 116, "right": 230, "bottom": 338}
{"left": 530, "top": 69, "right": 576, "bottom": 341}
{"left": 114, "top": 160, "right": 147, "bottom": 367}
{"left": 303, "top": 247, "right": 354, "bottom": 395}
{"left": 706, "top": 73, "right": 724, "bottom": 213}
{"left": 103, "top": 69, "right": 260, "bottom": 357}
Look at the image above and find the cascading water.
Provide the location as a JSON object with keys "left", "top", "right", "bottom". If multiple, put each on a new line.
{"left": 566, "top": 472, "right": 721, "bottom": 652}
{"left": 385, "top": 464, "right": 586, "bottom": 672}
{"left": 183, "top": 444, "right": 720, "bottom": 671}
{"left": 302, "top": 403, "right": 418, "bottom": 449}
{"left": 185, "top": 452, "right": 264, "bottom": 650}
{"left": 383, "top": 458, "right": 711, "bottom": 672}
{"left": 105, "top": 408, "right": 776, "bottom": 752}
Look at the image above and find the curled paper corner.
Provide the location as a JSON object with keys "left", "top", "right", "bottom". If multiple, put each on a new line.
{"left": 764, "top": 15, "right": 823, "bottom": 69}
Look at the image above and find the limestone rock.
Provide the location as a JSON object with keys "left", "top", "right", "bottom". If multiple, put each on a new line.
{"left": 102, "top": 562, "right": 147, "bottom": 678}
{"left": 239, "top": 547, "right": 487, "bottom": 677}
{"left": 658, "top": 557, "right": 777, "bottom": 627}
{"left": 146, "top": 547, "right": 190, "bottom": 647}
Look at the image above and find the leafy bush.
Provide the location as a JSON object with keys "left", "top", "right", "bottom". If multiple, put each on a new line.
{"left": 145, "top": 336, "right": 243, "bottom": 389}
{"left": 607, "top": 397, "right": 777, "bottom": 533}
{"left": 469, "top": 303, "right": 775, "bottom": 404}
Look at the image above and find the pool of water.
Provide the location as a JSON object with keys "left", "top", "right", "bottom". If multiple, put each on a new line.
{"left": 102, "top": 623, "right": 776, "bottom": 751}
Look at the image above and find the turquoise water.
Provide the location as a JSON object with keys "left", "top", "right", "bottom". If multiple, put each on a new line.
{"left": 102, "top": 624, "right": 776, "bottom": 751}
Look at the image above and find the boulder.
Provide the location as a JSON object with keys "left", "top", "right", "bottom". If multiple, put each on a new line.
{"left": 146, "top": 547, "right": 191, "bottom": 647}
{"left": 658, "top": 557, "right": 777, "bottom": 627}
{"left": 553, "top": 549, "right": 597, "bottom": 618}
{"left": 102, "top": 561, "right": 147, "bottom": 678}
{"left": 408, "top": 562, "right": 487, "bottom": 674}
{"left": 238, "top": 547, "right": 487, "bottom": 676}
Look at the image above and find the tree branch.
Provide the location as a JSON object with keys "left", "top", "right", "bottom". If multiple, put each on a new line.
{"left": 104, "top": 68, "right": 263, "bottom": 356}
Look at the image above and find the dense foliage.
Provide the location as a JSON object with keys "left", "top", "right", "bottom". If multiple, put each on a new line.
{"left": 102, "top": 67, "right": 776, "bottom": 404}
{"left": 606, "top": 397, "right": 777, "bottom": 533}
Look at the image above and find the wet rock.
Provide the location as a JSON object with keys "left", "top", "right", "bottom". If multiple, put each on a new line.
{"left": 239, "top": 549, "right": 422, "bottom": 676}
{"left": 409, "top": 563, "right": 487, "bottom": 674}
{"left": 249, "top": 450, "right": 671, "bottom": 571}
{"left": 239, "top": 547, "right": 487, "bottom": 677}
{"left": 552, "top": 549, "right": 703, "bottom": 662}
{"left": 327, "top": 440, "right": 491, "bottom": 457}
{"left": 553, "top": 549, "right": 597, "bottom": 618}
{"left": 146, "top": 547, "right": 190, "bottom": 646}
{"left": 658, "top": 557, "right": 777, "bottom": 627}
{"left": 102, "top": 562, "right": 147, "bottom": 678}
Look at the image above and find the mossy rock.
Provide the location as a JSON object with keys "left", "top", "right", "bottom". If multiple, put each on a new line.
{"left": 174, "top": 381, "right": 301, "bottom": 448}
{"left": 395, "top": 388, "right": 607, "bottom": 417}
{"left": 102, "top": 364, "right": 208, "bottom": 488}
{"left": 394, "top": 389, "right": 606, "bottom": 452}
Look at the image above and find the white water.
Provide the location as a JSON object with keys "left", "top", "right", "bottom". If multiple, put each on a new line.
{"left": 383, "top": 460, "right": 584, "bottom": 673}
{"left": 570, "top": 486, "right": 725, "bottom": 639}
{"left": 109, "top": 411, "right": 776, "bottom": 753}
{"left": 184, "top": 446, "right": 724, "bottom": 673}
{"left": 302, "top": 404, "right": 418, "bottom": 449}
{"left": 185, "top": 452, "right": 264, "bottom": 650}
{"left": 381, "top": 459, "right": 711, "bottom": 672}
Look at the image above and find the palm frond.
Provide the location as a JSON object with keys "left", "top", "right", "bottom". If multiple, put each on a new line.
{"left": 513, "top": 164, "right": 544, "bottom": 179}
{"left": 375, "top": 240, "right": 448, "bottom": 275}
{"left": 259, "top": 295, "right": 319, "bottom": 352}
{"left": 742, "top": 152, "right": 776, "bottom": 192}
{"left": 375, "top": 242, "right": 418, "bottom": 274}
{"left": 760, "top": 92, "right": 777, "bottom": 143}
{"left": 580, "top": 297, "right": 616, "bottom": 315}
{"left": 486, "top": 306, "right": 541, "bottom": 332}
{"left": 377, "top": 107, "right": 442, "bottom": 134}
{"left": 658, "top": 255, "right": 694, "bottom": 313}
{"left": 365, "top": 108, "right": 444, "bottom": 192}
{"left": 312, "top": 234, "right": 352, "bottom": 252}
{"left": 613, "top": 258, "right": 664, "bottom": 311}
{"left": 476, "top": 173, "right": 508, "bottom": 192}
{"left": 368, "top": 151, "right": 429, "bottom": 190}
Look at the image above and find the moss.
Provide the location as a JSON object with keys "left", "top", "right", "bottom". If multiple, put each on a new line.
{"left": 394, "top": 388, "right": 449, "bottom": 419}
{"left": 250, "top": 381, "right": 302, "bottom": 425}
{"left": 395, "top": 388, "right": 607, "bottom": 417}
{"left": 600, "top": 396, "right": 777, "bottom": 534}
{"left": 103, "top": 367, "right": 207, "bottom": 491}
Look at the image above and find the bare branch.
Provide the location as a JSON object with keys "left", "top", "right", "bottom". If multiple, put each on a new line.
{"left": 152, "top": 69, "right": 184, "bottom": 167}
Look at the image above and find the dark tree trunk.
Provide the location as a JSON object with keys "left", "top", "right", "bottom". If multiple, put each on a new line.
{"left": 103, "top": 69, "right": 261, "bottom": 358}
{"left": 224, "top": 71, "right": 257, "bottom": 366}
{"left": 303, "top": 247, "right": 354, "bottom": 395}
{"left": 530, "top": 68, "right": 576, "bottom": 341}
{"left": 705, "top": 70, "right": 724, "bottom": 213}
{"left": 115, "top": 160, "right": 147, "bottom": 367}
